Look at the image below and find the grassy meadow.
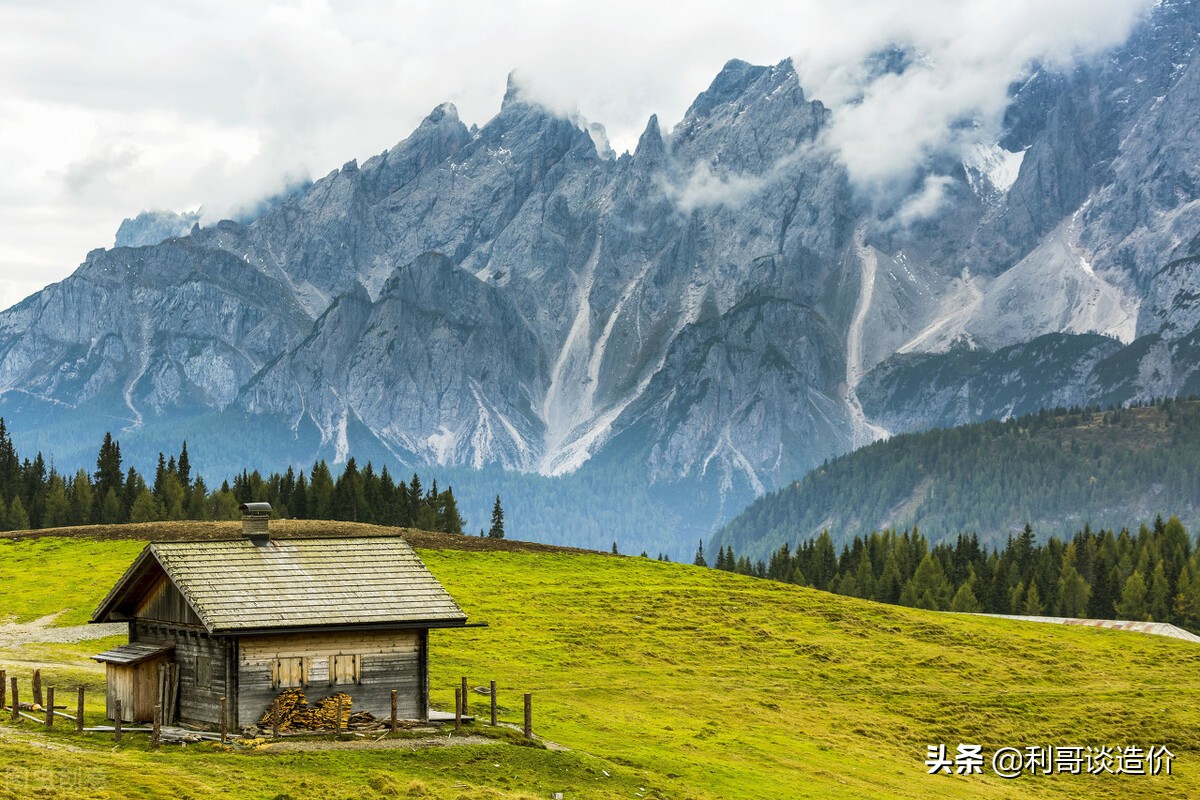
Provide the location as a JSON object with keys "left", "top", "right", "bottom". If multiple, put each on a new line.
{"left": 2, "top": 523, "right": 1199, "bottom": 799}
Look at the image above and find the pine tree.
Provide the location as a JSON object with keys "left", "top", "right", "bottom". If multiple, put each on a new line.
{"left": 693, "top": 539, "right": 707, "bottom": 568}
{"left": 438, "top": 486, "right": 465, "bottom": 534}
{"left": 1148, "top": 561, "right": 1171, "bottom": 621}
{"left": 949, "top": 581, "right": 981, "bottom": 612}
{"left": 1116, "top": 570, "right": 1149, "bottom": 621}
{"left": 1057, "top": 564, "right": 1091, "bottom": 617}
{"left": 1057, "top": 543, "right": 1091, "bottom": 617}
{"left": 488, "top": 495, "right": 505, "bottom": 539}
{"left": 1022, "top": 581, "right": 1045, "bottom": 615}
{"left": 94, "top": 432, "right": 123, "bottom": 500}
{"left": 5, "top": 495, "right": 29, "bottom": 531}
{"left": 612, "top": 542, "right": 619, "bottom": 555}
{"left": 1172, "top": 564, "right": 1199, "bottom": 628}
{"left": 177, "top": 441, "right": 191, "bottom": 491}
{"left": 42, "top": 474, "right": 71, "bottom": 528}
{"left": 309, "top": 461, "right": 335, "bottom": 519}
{"left": 69, "top": 469, "right": 93, "bottom": 526}
{"left": 129, "top": 488, "right": 160, "bottom": 524}
{"left": 899, "top": 553, "right": 952, "bottom": 610}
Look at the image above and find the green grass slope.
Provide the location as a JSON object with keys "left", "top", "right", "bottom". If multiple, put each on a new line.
{"left": 1, "top": 523, "right": 1199, "bottom": 799}
{"left": 715, "top": 399, "right": 1200, "bottom": 561}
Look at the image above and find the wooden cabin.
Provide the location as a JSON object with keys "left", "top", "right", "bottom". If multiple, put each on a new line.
{"left": 90, "top": 503, "right": 472, "bottom": 727}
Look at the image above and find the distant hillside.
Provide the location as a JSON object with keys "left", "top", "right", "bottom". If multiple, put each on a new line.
{"left": 713, "top": 398, "right": 1200, "bottom": 561}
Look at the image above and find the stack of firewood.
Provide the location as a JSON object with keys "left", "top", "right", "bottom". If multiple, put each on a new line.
{"left": 257, "top": 689, "right": 362, "bottom": 732}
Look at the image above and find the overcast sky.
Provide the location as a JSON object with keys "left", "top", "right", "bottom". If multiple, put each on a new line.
{"left": 0, "top": 0, "right": 1153, "bottom": 311}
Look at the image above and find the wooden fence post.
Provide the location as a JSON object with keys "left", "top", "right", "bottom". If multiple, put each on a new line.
{"left": 152, "top": 705, "right": 161, "bottom": 749}
{"left": 45, "top": 687, "right": 54, "bottom": 728}
{"left": 0, "top": 668, "right": 6, "bottom": 712}
{"left": 271, "top": 697, "right": 280, "bottom": 738}
{"left": 76, "top": 687, "right": 85, "bottom": 733}
{"left": 523, "top": 693, "right": 532, "bottom": 739}
{"left": 454, "top": 687, "right": 462, "bottom": 732}
{"left": 10, "top": 678, "right": 19, "bottom": 722}
{"left": 490, "top": 681, "right": 497, "bottom": 726}
{"left": 219, "top": 697, "right": 227, "bottom": 744}
{"left": 461, "top": 676, "right": 468, "bottom": 718}
{"left": 114, "top": 700, "right": 122, "bottom": 743}
{"left": 390, "top": 689, "right": 398, "bottom": 733}
{"left": 31, "top": 669, "right": 42, "bottom": 708}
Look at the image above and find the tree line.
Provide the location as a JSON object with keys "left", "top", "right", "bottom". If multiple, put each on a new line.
{"left": 713, "top": 397, "right": 1200, "bottom": 561}
{"left": 704, "top": 516, "right": 1200, "bottom": 633}
{"left": 0, "top": 421, "right": 505, "bottom": 537}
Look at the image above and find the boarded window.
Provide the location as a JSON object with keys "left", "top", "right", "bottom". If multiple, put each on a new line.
{"left": 195, "top": 655, "right": 212, "bottom": 689}
{"left": 271, "top": 657, "right": 308, "bottom": 689}
{"left": 330, "top": 654, "right": 360, "bottom": 685}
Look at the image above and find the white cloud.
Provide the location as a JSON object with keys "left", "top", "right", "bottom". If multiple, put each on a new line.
{"left": 0, "top": 0, "right": 1155, "bottom": 309}
{"left": 895, "top": 174, "right": 956, "bottom": 227}
{"left": 662, "top": 161, "right": 775, "bottom": 214}
{"left": 791, "top": 0, "right": 1154, "bottom": 198}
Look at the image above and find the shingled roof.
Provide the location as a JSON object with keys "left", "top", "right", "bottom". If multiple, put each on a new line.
{"left": 91, "top": 536, "right": 468, "bottom": 634}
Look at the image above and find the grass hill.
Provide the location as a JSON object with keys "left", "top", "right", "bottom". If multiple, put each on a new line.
{"left": 2, "top": 521, "right": 1200, "bottom": 798}
{"left": 714, "top": 399, "right": 1200, "bottom": 562}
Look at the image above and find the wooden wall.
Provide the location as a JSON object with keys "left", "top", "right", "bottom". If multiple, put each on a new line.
{"left": 236, "top": 629, "right": 426, "bottom": 726}
{"left": 134, "top": 575, "right": 203, "bottom": 627}
{"left": 105, "top": 656, "right": 169, "bottom": 722}
{"left": 133, "top": 621, "right": 230, "bottom": 726}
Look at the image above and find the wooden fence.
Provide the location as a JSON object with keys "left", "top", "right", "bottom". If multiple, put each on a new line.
{"left": 1, "top": 669, "right": 536, "bottom": 746}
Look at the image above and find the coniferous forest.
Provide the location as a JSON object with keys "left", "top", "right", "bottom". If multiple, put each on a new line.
{"left": 709, "top": 517, "right": 1200, "bottom": 633}
{"left": 0, "top": 421, "right": 491, "bottom": 535}
{"left": 714, "top": 398, "right": 1200, "bottom": 562}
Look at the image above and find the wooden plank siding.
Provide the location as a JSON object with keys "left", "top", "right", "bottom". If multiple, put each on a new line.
{"left": 237, "top": 629, "right": 425, "bottom": 725}
{"left": 134, "top": 574, "right": 204, "bottom": 627}
{"left": 133, "top": 621, "right": 230, "bottom": 726}
{"left": 105, "top": 655, "right": 170, "bottom": 723}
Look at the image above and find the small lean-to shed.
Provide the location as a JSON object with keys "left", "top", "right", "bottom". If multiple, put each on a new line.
{"left": 90, "top": 504, "right": 473, "bottom": 727}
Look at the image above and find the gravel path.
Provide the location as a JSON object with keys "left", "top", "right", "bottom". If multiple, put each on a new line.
{"left": 0, "top": 612, "right": 124, "bottom": 648}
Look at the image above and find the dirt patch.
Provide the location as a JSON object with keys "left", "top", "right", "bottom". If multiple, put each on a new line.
{"left": 6, "top": 520, "right": 606, "bottom": 556}
{"left": 0, "top": 612, "right": 124, "bottom": 648}
{"left": 255, "top": 733, "right": 500, "bottom": 753}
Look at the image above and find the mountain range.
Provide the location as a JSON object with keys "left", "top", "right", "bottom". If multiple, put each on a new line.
{"left": 2, "top": 0, "right": 1199, "bottom": 555}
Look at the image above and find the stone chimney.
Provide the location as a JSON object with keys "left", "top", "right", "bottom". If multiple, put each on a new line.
{"left": 240, "top": 502, "right": 272, "bottom": 543}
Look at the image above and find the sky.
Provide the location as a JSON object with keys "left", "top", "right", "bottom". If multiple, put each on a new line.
{"left": 0, "top": 0, "right": 1154, "bottom": 311}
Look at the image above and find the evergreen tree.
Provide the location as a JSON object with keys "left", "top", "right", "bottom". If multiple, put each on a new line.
{"left": 949, "top": 581, "right": 981, "bottom": 612}
{"left": 693, "top": 539, "right": 707, "bottom": 568}
{"left": 1174, "top": 563, "right": 1200, "bottom": 629}
{"left": 900, "top": 553, "right": 953, "bottom": 610}
{"left": 1148, "top": 561, "right": 1171, "bottom": 621}
{"left": 438, "top": 486, "right": 465, "bottom": 534}
{"left": 99, "top": 488, "right": 123, "bottom": 524}
{"left": 1022, "top": 581, "right": 1045, "bottom": 615}
{"left": 1116, "top": 570, "right": 1149, "bottom": 621}
{"left": 129, "top": 488, "right": 160, "bottom": 523}
{"left": 612, "top": 542, "right": 619, "bottom": 555}
{"left": 94, "top": 433, "right": 123, "bottom": 500}
{"left": 176, "top": 441, "right": 191, "bottom": 491}
{"left": 5, "top": 495, "right": 29, "bottom": 531}
{"left": 69, "top": 469, "right": 93, "bottom": 526}
{"left": 308, "top": 461, "right": 335, "bottom": 519}
{"left": 1057, "top": 564, "right": 1091, "bottom": 617}
{"left": 488, "top": 495, "right": 505, "bottom": 539}
{"left": 42, "top": 474, "right": 71, "bottom": 528}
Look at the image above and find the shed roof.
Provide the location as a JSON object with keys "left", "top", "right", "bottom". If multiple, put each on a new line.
{"left": 91, "top": 536, "right": 468, "bottom": 634}
{"left": 93, "top": 642, "right": 175, "bottom": 666}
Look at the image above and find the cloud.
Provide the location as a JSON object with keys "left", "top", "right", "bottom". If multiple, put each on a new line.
{"left": 661, "top": 161, "right": 774, "bottom": 214}
{"left": 0, "top": 0, "right": 1156, "bottom": 309}
{"left": 894, "top": 174, "right": 956, "bottom": 227}
{"left": 790, "top": 0, "right": 1155, "bottom": 199}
